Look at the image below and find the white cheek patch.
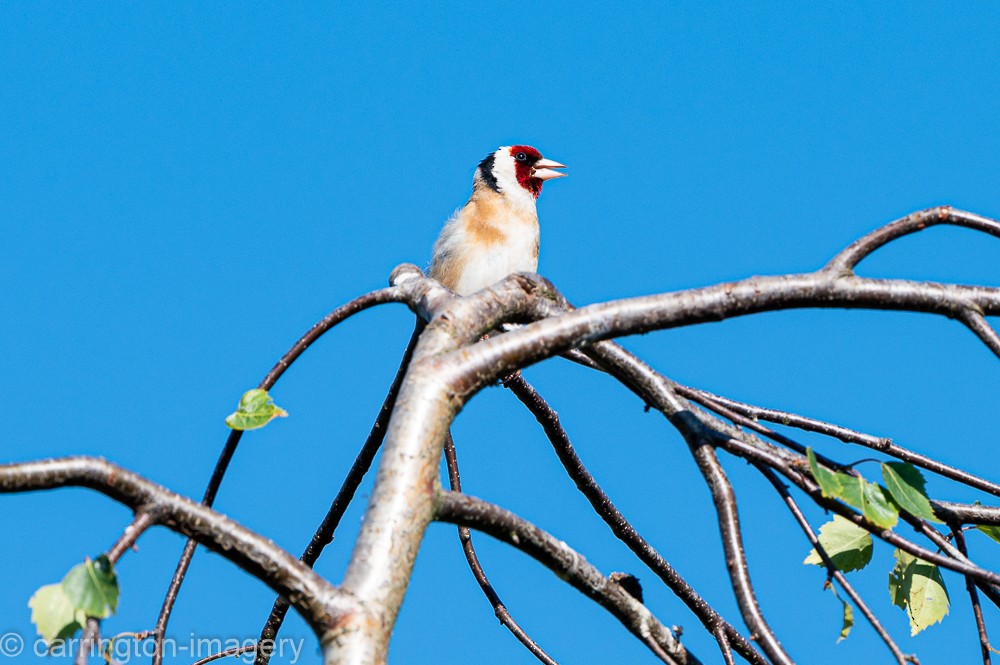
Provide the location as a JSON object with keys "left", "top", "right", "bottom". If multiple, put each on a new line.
{"left": 491, "top": 148, "right": 539, "bottom": 214}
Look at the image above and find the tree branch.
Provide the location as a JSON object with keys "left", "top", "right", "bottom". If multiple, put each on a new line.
{"left": 954, "top": 527, "right": 993, "bottom": 665}
{"left": 679, "top": 385, "right": 1000, "bottom": 498}
{"left": 435, "top": 490, "right": 697, "bottom": 665}
{"left": 757, "top": 465, "right": 909, "bottom": 664}
{"left": 681, "top": 418, "right": 793, "bottom": 665}
{"left": 503, "top": 372, "right": 765, "bottom": 665}
{"left": 0, "top": 457, "right": 354, "bottom": 636}
{"left": 154, "top": 286, "right": 408, "bottom": 663}
{"left": 824, "top": 207, "right": 1000, "bottom": 274}
{"left": 442, "top": 433, "right": 557, "bottom": 665}
{"left": 255, "top": 320, "right": 424, "bottom": 665}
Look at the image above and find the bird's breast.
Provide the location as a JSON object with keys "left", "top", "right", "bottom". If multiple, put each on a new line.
{"left": 446, "top": 196, "right": 540, "bottom": 295}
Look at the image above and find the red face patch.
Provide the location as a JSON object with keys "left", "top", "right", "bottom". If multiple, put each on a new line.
{"left": 508, "top": 145, "right": 544, "bottom": 198}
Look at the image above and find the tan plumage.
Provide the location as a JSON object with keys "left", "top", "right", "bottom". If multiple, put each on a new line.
{"left": 430, "top": 145, "right": 565, "bottom": 295}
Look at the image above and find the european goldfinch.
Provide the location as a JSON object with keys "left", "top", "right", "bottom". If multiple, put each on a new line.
{"left": 430, "top": 145, "right": 566, "bottom": 295}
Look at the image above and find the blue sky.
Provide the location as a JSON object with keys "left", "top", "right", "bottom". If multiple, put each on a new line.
{"left": 2, "top": 4, "right": 999, "bottom": 664}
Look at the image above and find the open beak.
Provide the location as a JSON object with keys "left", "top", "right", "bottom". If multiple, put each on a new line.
{"left": 532, "top": 158, "right": 567, "bottom": 181}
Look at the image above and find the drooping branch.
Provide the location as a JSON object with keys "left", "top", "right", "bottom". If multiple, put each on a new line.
{"left": 503, "top": 372, "right": 766, "bottom": 665}
{"left": 0, "top": 457, "right": 354, "bottom": 636}
{"left": 255, "top": 320, "right": 424, "bottom": 665}
{"left": 678, "top": 385, "right": 1000, "bottom": 498}
{"left": 154, "top": 286, "right": 411, "bottom": 663}
{"left": 719, "top": 435, "right": 1000, "bottom": 588}
{"left": 757, "top": 465, "right": 909, "bottom": 664}
{"left": 442, "top": 434, "right": 557, "bottom": 665}
{"left": 681, "top": 417, "right": 793, "bottom": 665}
{"left": 435, "top": 491, "right": 697, "bottom": 665}
{"left": 954, "top": 527, "right": 993, "bottom": 665}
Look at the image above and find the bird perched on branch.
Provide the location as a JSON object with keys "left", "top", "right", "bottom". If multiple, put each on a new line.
{"left": 430, "top": 145, "right": 566, "bottom": 295}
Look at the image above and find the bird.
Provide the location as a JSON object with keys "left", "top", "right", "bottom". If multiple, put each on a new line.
{"left": 429, "top": 145, "right": 566, "bottom": 296}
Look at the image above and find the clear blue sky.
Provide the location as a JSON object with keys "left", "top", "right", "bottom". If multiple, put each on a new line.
{"left": 3, "top": 4, "right": 999, "bottom": 664}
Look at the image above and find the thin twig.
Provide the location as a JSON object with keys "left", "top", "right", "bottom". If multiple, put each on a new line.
{"left": 256, "top": 321, "right": 424, "bottom": 665}
{"left": 435, "top": 491, "right": 694, "bottom": 665}
{"left": 954, "top": 527, "right": 993, "bottom": 664}
{"left": 679, "top": 385, "right": 1000, "bottom": 498}
{"left": 108, "top": 511, "right": 155, "bottom": 563}
{"left": 442, "top": 433, "right": 558, "bottom": 665}
{"left": 75, "top": 618, "right": 100, "bottom": 665}
{"left": 757, "top": 465, "right": 909, "bottom": 664}
{"left": 712, "top": 626, "right": 736, "bottom": 665}
{"left": 192, "top": 644, "right": 257, "bottom": 665}
{"left": 503, "top": 372, "right": 765, "bottom": 665}
{"left": 959, "top": 310, "right": 1000, "bottom": 359}
{"left": 152, "top": 287, "right": 405, "bottom": 664}
{"left": 682, "top": 422, "right": 793, "bottom": 665}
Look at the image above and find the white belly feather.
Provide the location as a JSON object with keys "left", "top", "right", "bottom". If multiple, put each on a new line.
{"left": 451, "top": 219, "right": 538, "bottom": 296}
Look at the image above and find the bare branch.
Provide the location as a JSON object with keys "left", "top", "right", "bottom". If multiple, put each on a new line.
{"left": 259, "top": 287, "right": 408, "bottom": 389}
{"left": 954, "top": 527, "right": 993, "bottom": 665}
{"left": 959, "top": 310, "right": 1000, "bottom": 359}
{"left": 327, "top": 271, "right": 567, "bottom": 663}
{"left": 443, "top": 434, "right": 557, "bottom": 665}
{"left": 435, "top": 491, "right": 697, "bottom": 665}
{"left": 932, "top": 502, "right": 1000, "bottom": 526}
{"left": 109, "top": 511, "right": 155, "bottom": 564}
{"left": 76, "top": 618, "right": 100, "bottom": 665}
{"left": 154, "top": 286, "right": 409, "bottom": 663}
{"left": 824, "top": 207, "right": 1000, "bottom": 274}
{"left": 193, "top": 644, "right": 258, "bottom": 665}
{"left": 0, "top": 457, "right": 354, "bottom": 635}
{"left": 503, "top": 372, "right": 765, "bottom": 665}
{"left": 682, "top": 420, "right": 793, "bottom": 665}
{"left": 680, "top": 385, "right": 1000, "bottom": 498}
{"left": 712, "top": 626, "right": 736, "bottom": 665}
{"left": 255, "top": 320, "right": 423, "bottom": 665}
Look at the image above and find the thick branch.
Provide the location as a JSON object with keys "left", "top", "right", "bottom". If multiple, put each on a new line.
{"left": 0, "top": 457, "right": 353, "bottom": 635}
{"left": 327, "top": 272, "right": 563, "bottom": 664}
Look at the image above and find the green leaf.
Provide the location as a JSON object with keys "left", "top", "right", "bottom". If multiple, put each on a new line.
{"left": 888, "top": 550, "right": 909, "bottom": 609}
{"left": 838, "top": 597, "right": 854, "bottom": 643}
{"left": 837, "top": 474, "right": 898, "bottom": 529}
{"left": 61, "top": 555, "right": 119, "bottom": 618}
{"left": 28, "top": 584, "right": 83, "bottom": 646}
{"left": 831, "top": 587, "right": 854, "bottom": 643}
{"left": 882, "top": 462, "right": 941, "bottom": 523}
{"left": 823, "top": 585, "right": 854, "bottom": 643}
{"left": 804, "top": 515, "right": 874, "bottom": 573}
{"left": 977, "top": 525, "right": 1000, "bottom": 545}
{"left": 807, "top": 448, "right": 843, "bottom": 498}
{"left": 225, "top": 389, "right": 288, "bottom": 431}
{"left": 888, "top": 549, "right": 950, "bottom": 635}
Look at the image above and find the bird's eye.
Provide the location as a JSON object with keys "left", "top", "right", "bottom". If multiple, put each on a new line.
{"left": 515, "top": 151, "right": 528, "bottom": 162}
